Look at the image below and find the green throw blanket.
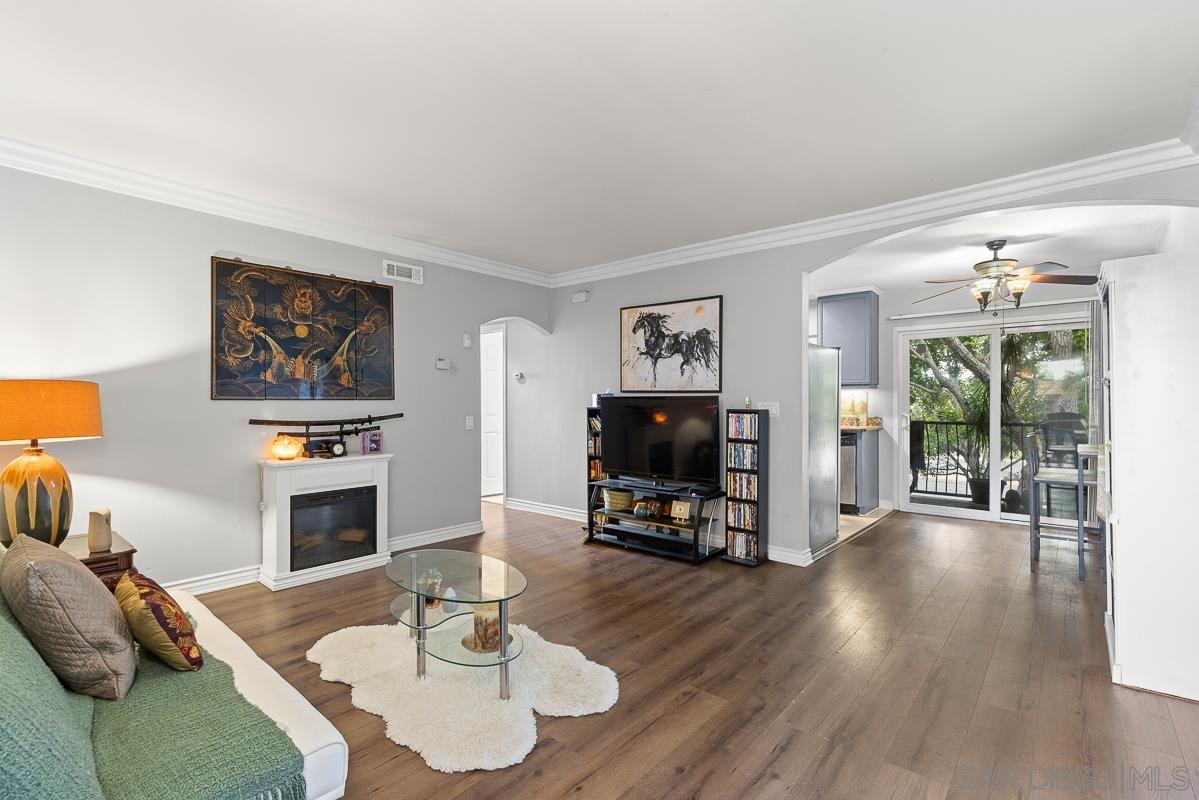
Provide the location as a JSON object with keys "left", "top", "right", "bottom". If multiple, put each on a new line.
{"left": 90, "top": 645, "right": 307, "bottom": 800}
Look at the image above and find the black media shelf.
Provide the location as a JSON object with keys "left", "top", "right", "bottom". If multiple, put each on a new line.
{"left": 724, "top": 409, "right": 770, "bottom": 566}
{"left": 585, "top": 477, "right": 726, "bottom": 564}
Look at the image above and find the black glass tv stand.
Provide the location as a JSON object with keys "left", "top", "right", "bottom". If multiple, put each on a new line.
{"left": 585, "top": 478, "right": 726, "bottom": 564}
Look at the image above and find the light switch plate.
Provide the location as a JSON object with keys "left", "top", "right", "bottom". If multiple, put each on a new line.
{"left": 462, "top": 333, "right": 472, "bottom": 348}
{"left": 465, "top": 416, "right": 475, "bottom": 430}
{"left": 757, "top": 401, "right": 780, "bottom": 418}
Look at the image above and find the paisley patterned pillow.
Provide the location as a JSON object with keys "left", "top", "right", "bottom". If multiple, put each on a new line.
{"left": 113, "top": 572, "right": 203, "bottom": 671}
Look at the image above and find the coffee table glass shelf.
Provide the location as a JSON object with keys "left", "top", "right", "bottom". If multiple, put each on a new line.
{"left": 385, "top": 549, "right": 527, "bottom": 699}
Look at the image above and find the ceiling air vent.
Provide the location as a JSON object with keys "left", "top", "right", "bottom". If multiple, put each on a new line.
{"left": 383, "top": 260, "right": 424, "bottom": 285}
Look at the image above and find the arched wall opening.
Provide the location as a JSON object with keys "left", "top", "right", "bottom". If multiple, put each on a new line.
{"left": 477, "top": 315, "right": 553, "bottom": 506}
{"left": 800, "top": 201, "right": 1199, "bottom": 535}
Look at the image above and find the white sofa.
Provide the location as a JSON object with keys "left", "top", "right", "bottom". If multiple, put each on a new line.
{"left": 173, "top": 590, "right": 348, "bottom": 800}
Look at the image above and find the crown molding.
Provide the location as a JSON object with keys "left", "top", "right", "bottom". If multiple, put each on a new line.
{"left": 0, "top": 136, "right": 553, "bottom": 287}
{"left": 549, "top": 138, "right": 1199, "bottom": 287}
{"left": 4, "top": 134, "right": 1198, "bottom": 292}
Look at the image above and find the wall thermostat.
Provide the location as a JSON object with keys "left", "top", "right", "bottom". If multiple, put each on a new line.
{"left": 435, "top": 357, "right": 454, "bottom": 371}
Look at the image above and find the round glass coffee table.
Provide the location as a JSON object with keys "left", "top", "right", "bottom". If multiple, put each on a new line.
{"left": 385, "top": 549, "right": 527, "bottom": 700}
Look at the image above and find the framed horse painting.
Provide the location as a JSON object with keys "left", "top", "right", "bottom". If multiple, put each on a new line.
{"left": 620, "top": 295, "right": 722, "bottom": 392}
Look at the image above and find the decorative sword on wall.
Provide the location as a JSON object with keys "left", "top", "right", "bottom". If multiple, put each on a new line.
{"left": 248, "top": 412, "right": 404, "bottom": 458}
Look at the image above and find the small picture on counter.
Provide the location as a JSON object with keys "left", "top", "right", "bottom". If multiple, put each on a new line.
{"left": 361, "top": 431, "right": 383, "bottom": 453}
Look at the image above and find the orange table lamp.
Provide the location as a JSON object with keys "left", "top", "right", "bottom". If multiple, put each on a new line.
{"left": 0, "top": 380, "right": 103, "bottom": 547}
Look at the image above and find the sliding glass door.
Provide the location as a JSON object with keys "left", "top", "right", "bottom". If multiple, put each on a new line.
{"left": 998, "top": 327, "right": 1090, "bottom": 522}
{"left": 900, "top": 319, "right": 1090, "bottom": 522}
{"left": 903, "top": 329, "right": 997, "bottom": 518}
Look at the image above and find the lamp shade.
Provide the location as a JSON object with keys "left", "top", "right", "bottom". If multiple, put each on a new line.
{"left": 0, "top": 380, "right": 103, "bottom": 445}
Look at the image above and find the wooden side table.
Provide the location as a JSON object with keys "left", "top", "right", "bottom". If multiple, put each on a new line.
{"left": 61, "top": 532, "right": 137, "bottom": 589}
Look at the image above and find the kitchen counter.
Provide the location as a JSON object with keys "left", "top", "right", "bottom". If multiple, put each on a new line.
{"left": 841, "top": 425, "right": 883, "bottom": 432}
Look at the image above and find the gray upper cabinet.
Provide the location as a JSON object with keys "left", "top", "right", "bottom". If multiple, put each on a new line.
{"left": 816, "top": 291, "right": 879, "bottom": 387}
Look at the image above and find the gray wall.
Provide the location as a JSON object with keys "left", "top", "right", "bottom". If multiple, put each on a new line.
{"left": 505, "top": 168, "right": 1199, "bottom": 559}
{"left": 0, "top": 167, "right": 549, "bottom": 583}
{"left": 504, "top": 238, "right": 875, "bottom": 557}
{"left": 9, "top": 158, "right": 1199, "bottom": 578}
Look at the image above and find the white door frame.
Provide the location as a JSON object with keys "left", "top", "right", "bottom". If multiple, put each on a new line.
{"left": 893, "top": 311, "right": 1089, "bottom": 522}
{"left": 480, "top": 323, "right": 507, "bottom": 498}
{"left": 896, "top": 321, "right": 1000, "bottom": 522}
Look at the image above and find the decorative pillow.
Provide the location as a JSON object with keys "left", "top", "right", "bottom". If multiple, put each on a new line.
{"left": 0, "top": 534, "right": 137, "bottom": 699}
{"left": 114, "top": 572, "right": 203, "bottom": 671}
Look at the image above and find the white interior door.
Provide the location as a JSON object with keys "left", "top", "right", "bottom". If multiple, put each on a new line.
{"left": 480, "top": 326, "right": 505, "bottom": 497}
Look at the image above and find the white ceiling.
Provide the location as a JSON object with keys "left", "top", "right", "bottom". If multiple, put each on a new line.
{"left": 810, "top": 204, "right": 1199, "bottom": 291}
{"left": 3, "top": 2, "right": 1199, "bottom": 272}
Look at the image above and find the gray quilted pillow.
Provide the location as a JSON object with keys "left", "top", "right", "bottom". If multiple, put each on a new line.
{"left": 0, "top": 535, "right": 136, "bottom": 699}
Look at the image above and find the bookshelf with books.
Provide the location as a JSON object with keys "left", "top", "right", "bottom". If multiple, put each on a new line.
{"left": 723, "top": 408, "right": 769, "bottom": 566}
{"left": 587, "top": 407, "right": 605, "bottom": 505}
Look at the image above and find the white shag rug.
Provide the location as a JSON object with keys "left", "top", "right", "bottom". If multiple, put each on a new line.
{"left": 306, "top": 619, "right": 618, "bottom": 773}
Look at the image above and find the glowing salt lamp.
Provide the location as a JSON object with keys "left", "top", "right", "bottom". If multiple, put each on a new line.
{"left": 270, "top": 434, "right": 303, "bottom": 460}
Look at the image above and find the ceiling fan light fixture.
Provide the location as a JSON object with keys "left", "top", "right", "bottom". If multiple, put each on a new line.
{"left": 970, "top": 283, "right": 989, "bottom": 311}
{"left": 913, "top": 238, "right": 1086, "bottom": 310}
{"left": 1008, "top": 277, "right": 1031, "bottom": 308}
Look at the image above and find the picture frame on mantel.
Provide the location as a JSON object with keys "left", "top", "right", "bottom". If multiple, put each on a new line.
{"left": 620, "top": 295, "right": 722, "bottom": 392}
{"left": 211, "top": 257, "right": 394, "bottom": 400}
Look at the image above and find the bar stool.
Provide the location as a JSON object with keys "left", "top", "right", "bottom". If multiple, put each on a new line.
{"left": 1027, "top": 433, "right": 1106, "bottom": 580}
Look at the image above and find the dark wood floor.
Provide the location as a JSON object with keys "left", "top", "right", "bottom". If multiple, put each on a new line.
{"left": 202, "top": 505, "right": 1199, "bottom": 799}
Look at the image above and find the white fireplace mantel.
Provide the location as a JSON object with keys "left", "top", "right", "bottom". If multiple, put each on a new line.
{"left": 259, "top": 453, "right": 393, "bottom": 591}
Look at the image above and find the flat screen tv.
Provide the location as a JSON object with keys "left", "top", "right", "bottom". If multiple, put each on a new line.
{"left": 600, "top": 395, "right": 720, "bottom": 485}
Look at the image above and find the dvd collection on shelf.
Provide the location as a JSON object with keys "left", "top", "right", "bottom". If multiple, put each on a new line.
{"left": 727, "top": 442, "right": 758, "bottom": 470}
{"left": 727, "top": 530, "right": 758, "bottom": 560}
{"left": 727, "top": 500, "right": 757, "bottom": 529}
{"left": 727, "top": 411, "right": 759, "bottom": 440}
{"left": 724, "top": 410, "right": 767, "bottom": 566}
{"left": 727, "top": 471, "right": 758, "bottom": 501}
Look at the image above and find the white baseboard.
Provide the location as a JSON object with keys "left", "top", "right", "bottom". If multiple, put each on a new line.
{"left": 1105, "top": 612, "right": 1123, "bottom": 684}
{"left": 878, "top": 499, "right": 896, "bottom": 510}
{"left": 167, "top": 521, "right": 487, "bottom": 595}
{"left": 259, "top": 552, "right": 393, "bottom": 591}
{"left": 769, "top": 545, "right": 814, "bottom": 567}
{"left": 163, "top": 565, "right": 260, "bottom": 596}
{"left": 388, "top": 520, "right": 485, "bottom": 552}
{"left": 503, "top": 497, "right": 587, "bottom": 523}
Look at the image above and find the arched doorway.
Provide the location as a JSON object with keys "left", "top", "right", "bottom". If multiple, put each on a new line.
{"left": 478, "top": 316, "right": 551, "bottom": 504}
{"left": 807, "top": 202, "right": 1199, "bottom": 524}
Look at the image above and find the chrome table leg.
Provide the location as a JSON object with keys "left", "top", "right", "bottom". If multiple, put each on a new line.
{"left": 410, "top": 554, "right": 426, "bottom": 677}
{"left": 498, "top": 599, "right": 510, "bottom": 700}
{"left": 416, "top": 597, "right": 426, "bottom": 679}
{"left": 408, "top": 554, "right": 418, "bottom": 639}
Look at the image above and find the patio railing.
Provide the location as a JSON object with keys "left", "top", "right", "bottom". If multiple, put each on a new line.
{"left": 910, "top": 420, "right": 1037, "bottom": 498}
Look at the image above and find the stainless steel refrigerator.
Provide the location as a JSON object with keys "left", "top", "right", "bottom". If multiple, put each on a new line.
{"left": 808, "top": 345, "right": 841, "bottom": 553}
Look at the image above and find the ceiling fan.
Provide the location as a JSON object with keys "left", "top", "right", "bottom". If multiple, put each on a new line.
{"left": 914, "top": 239, "right": 1099, "bottom": 312}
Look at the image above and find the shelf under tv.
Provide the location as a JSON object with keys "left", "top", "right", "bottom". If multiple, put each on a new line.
{"left": 596, "top": 508, "right": 718, "bottom": 533}
{"left": 585, "top": 478, "right": 725, "bottom": 564}
{"left": 590, "top": 531, "right": 724, "bottom": 561}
